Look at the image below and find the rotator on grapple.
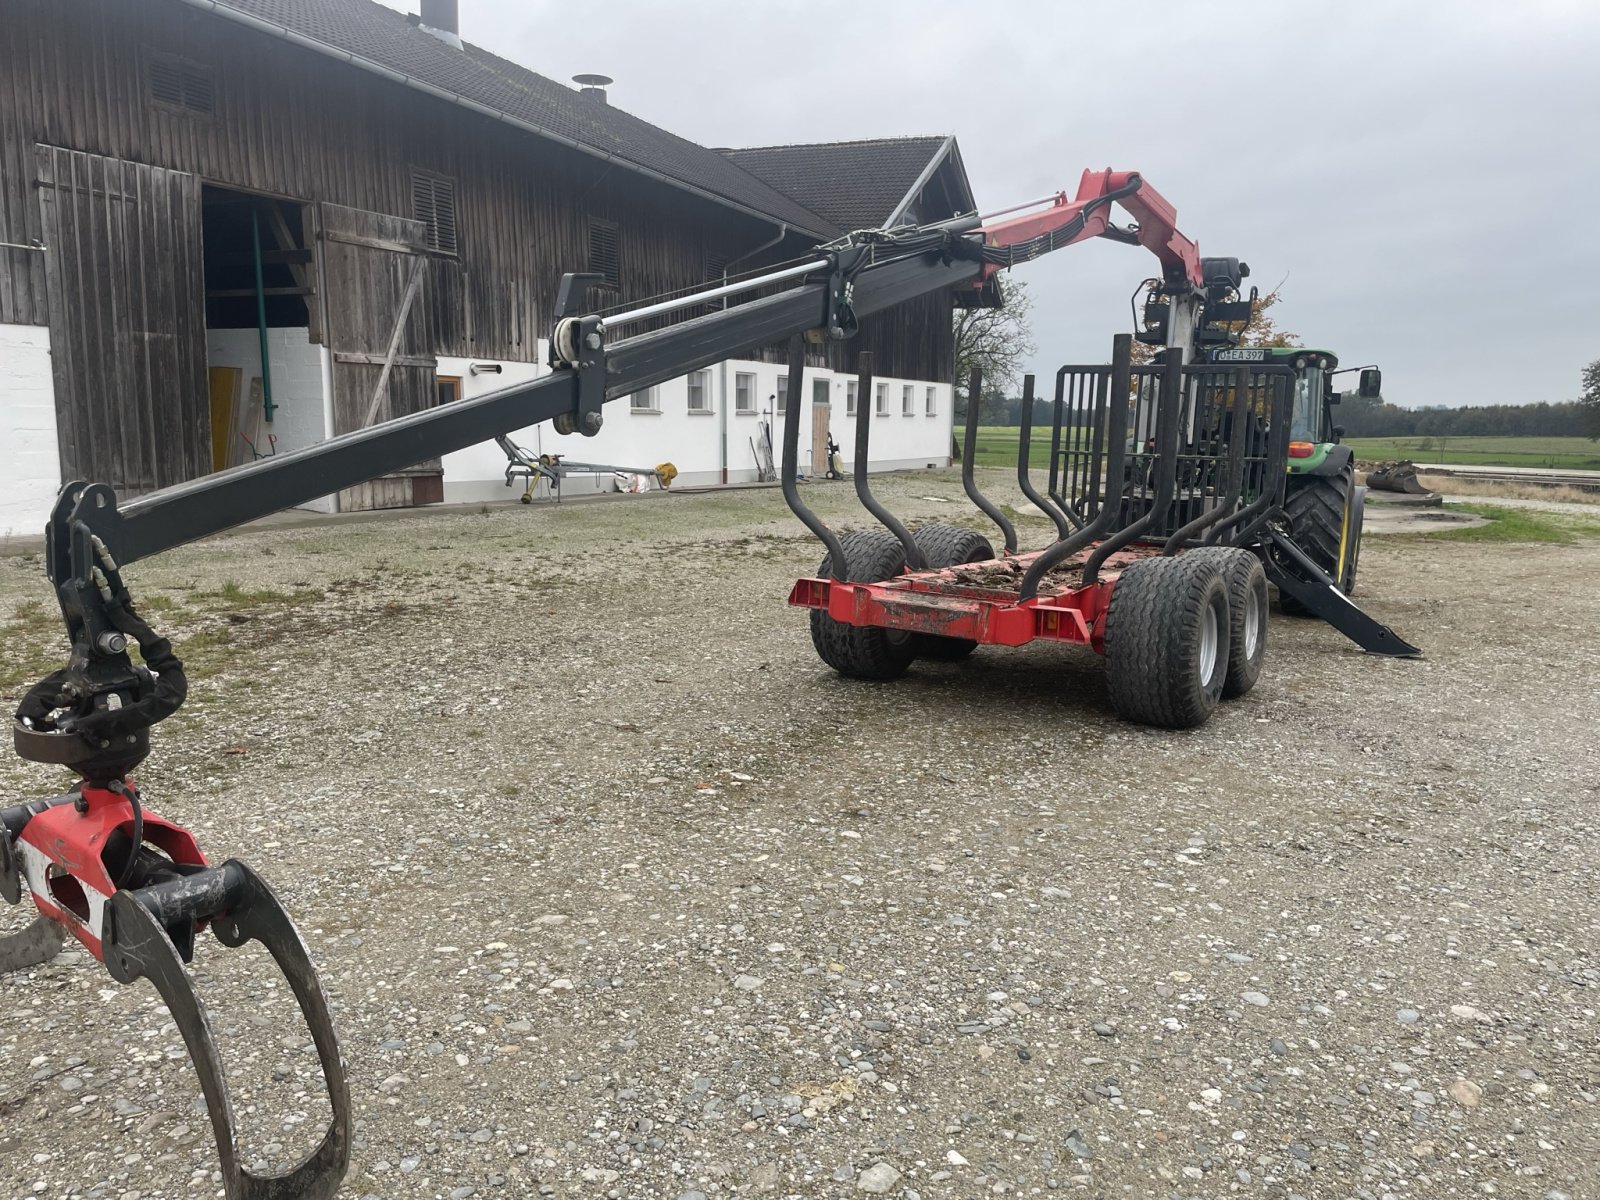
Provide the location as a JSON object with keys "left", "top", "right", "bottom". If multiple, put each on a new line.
{"left": 4, "top": 487, "right": 351, "bottom": 1200}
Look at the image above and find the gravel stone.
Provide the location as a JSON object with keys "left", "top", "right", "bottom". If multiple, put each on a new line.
{"left": 857, "top": 1162, "right": 902, "bottom": 1193}
{"left": 2, "top": 472, "right": 1596, "bottom": 1199}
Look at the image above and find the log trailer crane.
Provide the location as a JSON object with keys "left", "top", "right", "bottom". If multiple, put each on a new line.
{"left": 2, "top": 169, "right": 1410, "bottom": 1199}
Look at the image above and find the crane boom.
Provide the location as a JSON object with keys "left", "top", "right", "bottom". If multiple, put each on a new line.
{"left": 2, "top": 169, "right": 1211, "bottom": 1200}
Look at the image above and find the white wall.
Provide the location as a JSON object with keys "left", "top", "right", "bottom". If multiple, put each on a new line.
{"left": 206, "top": 326, "right": 333, "bottom": 511}
{"left": 435, "top": 346, "right": 955, "bottom": 500}
{"left": 0, "top": 324, "right": 60, "bottom": 541}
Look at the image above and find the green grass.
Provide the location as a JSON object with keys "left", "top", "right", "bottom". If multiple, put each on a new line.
{"left": 204, "top": 580, "right": 324, "bottom": 607}
{"left": 967, "top": 426, "right": 1091, "bottom": 470}
{"left": 1345, "top": 436, "right": 1600, "bottom": 470}
{"left": 1422, "top": 503, "right": 1600, "bottom": 543}
{"left": 974, "top": 429, "right": 1600, "bottom": 471}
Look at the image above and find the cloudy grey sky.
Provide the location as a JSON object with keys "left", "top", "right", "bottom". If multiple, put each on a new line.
{"left": 384, "top": 0, "right": 1599, "bottom": 408}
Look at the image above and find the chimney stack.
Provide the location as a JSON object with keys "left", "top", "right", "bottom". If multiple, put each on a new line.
{"left": 419, "top": 0, "right": 462, "bottom": 49}
{"left": 572, "top": 73, "right": 613, "bottom": 104}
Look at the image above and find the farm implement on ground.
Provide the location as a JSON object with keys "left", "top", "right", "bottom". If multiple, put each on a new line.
{"left": 5, "top": 168, "right": 1411, "bottom": 1195}
{"left": 495, "top": 433, "right": 677, "bottom": 503}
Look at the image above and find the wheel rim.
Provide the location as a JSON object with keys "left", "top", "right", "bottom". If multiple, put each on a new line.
{"left": 1242, "top": 586, "right": 1261, "bottom": 660}
{"left": 1199, "top": 603, "right": 1219, "bottom": 683}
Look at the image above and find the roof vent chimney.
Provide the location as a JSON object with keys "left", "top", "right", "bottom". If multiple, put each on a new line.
{"left": 419, "top": 0, "right": 462, "bottom": 49}
{"left": 573, "top": 73, "right": 613, "bottom": 104}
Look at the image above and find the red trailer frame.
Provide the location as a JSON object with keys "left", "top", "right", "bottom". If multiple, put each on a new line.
{"left": 789, "top": 543, "right": 1161, "bottom": 652}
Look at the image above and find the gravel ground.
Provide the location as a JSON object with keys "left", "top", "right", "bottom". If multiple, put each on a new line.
{"left": 2, "top": 468, "right": 1597, "bottom": 1200}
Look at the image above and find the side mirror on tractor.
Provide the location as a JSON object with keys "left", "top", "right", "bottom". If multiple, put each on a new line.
{"left": 1358, "top": 367, "right": 1382, "bottom": 398}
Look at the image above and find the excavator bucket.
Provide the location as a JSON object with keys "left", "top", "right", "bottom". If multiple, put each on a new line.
{"left": 1365, "top": 459, "right": 1433, "bottom": 495}
{"left": 2, "top": 785, "right": 351, "bottom": 1200}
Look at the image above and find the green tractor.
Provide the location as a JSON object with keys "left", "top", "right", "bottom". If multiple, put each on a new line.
{"left": 1205, "top": 346, "right": 1382, "bottom": 613}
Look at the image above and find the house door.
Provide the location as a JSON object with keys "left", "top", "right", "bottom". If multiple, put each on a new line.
{"left": 35, "top": 145, "right": 210, "bottom": 496}
{"left": 318, "top": 202, "right": 441, "bottom": 511}
{"left": 811, "top": 378, "right": 831, "bottom": 476}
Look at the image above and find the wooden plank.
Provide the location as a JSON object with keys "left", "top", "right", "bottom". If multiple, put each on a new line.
{"left": 361, "top": 254, "right": 428, "bottom": 428}
{"left": 332, "top": 351, "right": 436, "bottom": 368}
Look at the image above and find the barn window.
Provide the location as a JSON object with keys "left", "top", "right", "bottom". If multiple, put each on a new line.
{"left": 411, "top": 169, "right": 458, "bottom": 256}
{"left": 735, "top": 373, "right": 756, "bottom": 414}
{"left": 588, "top": 218, "right": 620, "bottom": 288}
{"left": 148, "top": 53, "right": 214, "bottom": 115}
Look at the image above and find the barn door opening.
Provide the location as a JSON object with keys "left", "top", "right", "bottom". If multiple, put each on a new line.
{"left": 200, "top": 186, "right": 321, "bottom": 473}
{"left": 36, "top": 145, "right": 209, "bottom": 496}
{"left": 318, "top": 201, "right": 440, "bottom": 512}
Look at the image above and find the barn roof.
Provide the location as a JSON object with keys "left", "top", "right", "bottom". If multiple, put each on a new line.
{"left": 183, "top": 0, "right": 840, "bottom": 238}
{"left": 720, "top": 136, "right": 970, "bottom": 233}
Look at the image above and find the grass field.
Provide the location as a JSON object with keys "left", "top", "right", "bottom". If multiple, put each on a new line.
{"left": 1343, "top": 435, "right": 1600, "bottom": 470}
{"left": 968, "top": 425, "right": 1076, "bottom": 469}
{"left": 969, "top": 427, "right": 1600, "bottom": 472}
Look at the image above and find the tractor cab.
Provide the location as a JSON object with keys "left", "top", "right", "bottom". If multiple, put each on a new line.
{"left": 1203, "top": 347, "right": 1379, "bottom": 470}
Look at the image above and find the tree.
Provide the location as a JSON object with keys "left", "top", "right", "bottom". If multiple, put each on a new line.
{"left": 953, "top": 280, "right": 1035, "bottom": 412}
{"left": 1232, "top": 287, "right": 1302, "bottom": 349}
{"left": 1583, "top": 359, "right": 1600, "bottom": 440}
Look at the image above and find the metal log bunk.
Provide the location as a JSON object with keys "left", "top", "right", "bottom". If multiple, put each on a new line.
{"left": 786, "top": 335, "right": 1419, "bottom": 713}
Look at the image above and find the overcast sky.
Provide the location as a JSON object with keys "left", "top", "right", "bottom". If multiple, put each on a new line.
{"left": 384, "top": 0, "right": 1599, "bottom": 408}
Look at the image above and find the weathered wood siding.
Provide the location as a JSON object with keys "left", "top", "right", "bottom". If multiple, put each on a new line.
{"left": 35, "top": 145, "right": 210, "bottom": 493}
{"left": 0, "top": 0, "right": 955, "bottom": 418}
{"left": 0, "top": 0, "right": 790, "bottom": 353}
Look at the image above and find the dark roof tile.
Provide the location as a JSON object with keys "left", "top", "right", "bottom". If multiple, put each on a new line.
{"left": 720, "top": 137, "right": 952, "bottom": 232}
{"left": 206, "top": 0, "right": 839, "bottom": 236}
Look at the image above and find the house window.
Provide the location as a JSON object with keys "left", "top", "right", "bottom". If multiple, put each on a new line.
{"left": 436, "top": 375, "right": 462, "bottom": 406}
{"left": 846, "top": 380, "right": 858, "bottom": 415}
{"left": 687, "top": 370, "right": 711, "bottom": 413}
{"left": 631, "top": 386, "right": 659, "bottom": 412}
{"left": 411, "top": 169, "right": 458, "bottom": 256}
{"left": 902, "top": 384, "right": 915, "bottom": 415}
{"left": 776, "top": 374, "right": 788, "bottom": 415}
{"left": 148, "top": 52, "right": 214, "bottom": 115}
{"left": 925, "top": 386, "right": 937, "bottom": 416}
{"left": 735, "top": 372, "right": 756, "bottom": 414}
{"left": 588, "top": 218, "right": 620, "bottom": 288}
{"left": 814, "top": 379, "right": 830, "bottom": 407}
{"left": 875, "top": 382, "right": 889, "bottom": 416}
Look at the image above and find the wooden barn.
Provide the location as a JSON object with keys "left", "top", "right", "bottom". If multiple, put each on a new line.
{"left": 0, "top": 0, "right": 983, "bottom": 534}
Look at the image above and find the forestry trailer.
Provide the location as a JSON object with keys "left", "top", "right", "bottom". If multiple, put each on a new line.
{"left": 4, "top": 169, "right": 1412, "bottom": 1199}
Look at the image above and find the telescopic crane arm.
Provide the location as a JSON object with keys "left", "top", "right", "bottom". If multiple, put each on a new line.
{"left": 2, "top": 170, "right": 1210, "bottom": 1199}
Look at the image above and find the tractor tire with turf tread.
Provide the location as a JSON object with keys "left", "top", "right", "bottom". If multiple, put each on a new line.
{"left": 1278, "top": 467, "right": 1358, "bottom": 616}
{"left": 1103, "top": 555, "right": 1231, "bottom": 730}
{"left": 910, "top": 524, "right": 994, "bottom": 661}
{"left": 809, "top": 530, "right": 916, "bottom": 681}
{"left": 1182, "top": 547, "right": 1268, "bottom": 699}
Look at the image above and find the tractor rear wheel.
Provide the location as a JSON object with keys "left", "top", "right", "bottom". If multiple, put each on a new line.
{"left": 809, "top": 530, "right": 916, "bottom": 681}
{"left": 1279, "top": 467, "right": 1360, "bottom": 615}
{"left": 1182, "top": 547, "right": 1268, "bottom": 698}
{"left": 911, "top": 524, "right": 994, "bottom": 661}
{"left": 1103, "top": 555, "right": 1231, "bottom": 729}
